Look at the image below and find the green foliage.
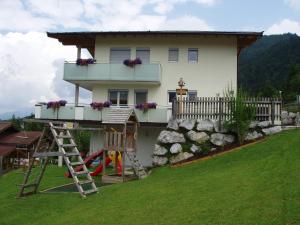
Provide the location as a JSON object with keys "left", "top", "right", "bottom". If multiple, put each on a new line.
{"left": 72, "top": 130, "right": 91, "bottom": 155}
{"left": 239, "top": 33, "right": 300, "bottom": 102}
{"left": 224, "top": 89, "right": 256, "bottom": 145}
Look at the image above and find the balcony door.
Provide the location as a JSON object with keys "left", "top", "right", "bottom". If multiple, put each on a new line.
{"left": 108, "top": 90, "right": 128, "bottom": 107}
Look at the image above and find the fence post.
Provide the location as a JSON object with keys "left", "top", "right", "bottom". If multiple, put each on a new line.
{"left": 271, "top": 98, "right": 275, "bottom": 126}
{"left": 218, "top": 97, "right": 223, "bottom": 131}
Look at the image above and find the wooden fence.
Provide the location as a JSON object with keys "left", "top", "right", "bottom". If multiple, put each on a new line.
{"left": 172, "top": 97, "right": 282, "bottom": 125}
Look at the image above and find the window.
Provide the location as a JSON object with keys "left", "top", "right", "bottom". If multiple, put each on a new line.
{"left": 108, "top": 90, "right": 128, "bottom": 106}
{"left": 168, "top": 91, "right": 177, "bottom": 104}
{"left": 135, "top": 90, "right": 148, "bottom": 104}
{"left": 136, "top": 48, "right": 150, "bottom": 64}
{"left": 188, "top": 91, "right": 197, "bottom": 101}
{"left": 168, "top": 48, "right": 179, "bottom": 62}
{"left": 188, "top": 48, "right": 198, "bottom": 63}
{"left": 110, "top": 48, "right": 131, "bottom": 63}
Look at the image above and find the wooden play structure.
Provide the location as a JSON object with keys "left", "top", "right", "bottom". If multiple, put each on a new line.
{"left": 101, "top": 108, "right": 148, "bottom": 183}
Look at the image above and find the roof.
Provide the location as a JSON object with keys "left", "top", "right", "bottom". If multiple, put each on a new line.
{"left": 102, "top": 108, "right": 139, "bottom": 124}
{"left": 47, "top": 30, "right": 263, "bottom": 56}
{"left": 0, "top": 122, "right": 16, "bottom": 134}
{"left": 0, "top": 131, "right": 42, "bottom": 146}
{"left": 0, "top": 145, "right": 15, "bottom": 156}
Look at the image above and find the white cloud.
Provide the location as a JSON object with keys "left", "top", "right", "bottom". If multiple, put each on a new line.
{"left": 285, "top": 0, "right": 300, "bottom": 11}
{"left": 265, "top": 19, "right": 300, "bottom": 35}
{"left": 0, "top": 32, "right": 84, "bottom": 114}
{"left": 160, "top": 15, "right": 213, "bottom": 30}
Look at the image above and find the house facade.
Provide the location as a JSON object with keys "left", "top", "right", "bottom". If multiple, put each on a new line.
{"left": 35, "top": 31, "right": 262, "bottom": 166}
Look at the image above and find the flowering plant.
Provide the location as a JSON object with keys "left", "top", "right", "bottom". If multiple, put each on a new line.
{"left": 90, "top": 101, "right": 112, "bottom": 110}
{"left": 123, "top": 58, "right": 142, "bottom": 67}
{"left": 135, "top": 102, "right": 157, "bottom": 112}
{"left": 76, "top": 58, "right": 96, "bottom": 66}
{"left": 47, "top": 100, "right": 67, "bottom": 111}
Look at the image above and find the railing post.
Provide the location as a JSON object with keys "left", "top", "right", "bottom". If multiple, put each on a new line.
{"left": 271, "top": 98, "right": 275, "bottom": 126}
{"left": 218, "top": 97, "right": 223, "bottom": 131}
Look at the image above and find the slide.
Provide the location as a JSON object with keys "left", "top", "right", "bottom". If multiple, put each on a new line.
{"left": 65, "top": 149, "right": 122, "bottom": 177}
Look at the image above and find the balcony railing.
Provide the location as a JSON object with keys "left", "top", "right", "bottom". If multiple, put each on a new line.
{"left": 64, "top": 62, "right": 161, "bottom": 84}
{"left": 35, "top": 104, "right": 171, "bottom": 124}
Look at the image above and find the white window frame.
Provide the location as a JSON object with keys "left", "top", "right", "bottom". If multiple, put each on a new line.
{"left": 108, "top": 89, "right": 129, "bottom": 107}
{"left": 168, "top": 48, "right": 179, "bottom": 62}
{"left": 188, "top": 48, "right": 198, "bottom": 63}
{"left": 134, "top": 89, "right": 148, "bottom": 104}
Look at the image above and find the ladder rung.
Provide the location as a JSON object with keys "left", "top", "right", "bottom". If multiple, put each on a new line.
{"left": 34, "top": 152, "right": 64, "bottom": 157}
{"left": 65, "top": 152, "right": 80, "bottom": 157}
{"left": 20, "top": 191, "right": 36, "bottom": 197}
{"left": 52, "top": 126, "right": 70, "bottom": 130}
{"left": 83, "top": 189, "right": 97, "bottom": 195}
{"left": 70, "top": 161, "right": 84, "bottom": 166}
{"left": 57, "top": 135, "right": 72, "bottom": 139}
{"left": 74, "top": 170, "right": 89, "bottom": 176}
{"left": 79, "top": 180, "right": 93, "bottom": 185}
{"left": 60, "top": 144, "right": 76, "bottom": 148}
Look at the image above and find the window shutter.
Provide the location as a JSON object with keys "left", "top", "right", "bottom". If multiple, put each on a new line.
{"left": 168, "top": 48, "right": 179, "bottom": 62}
{"left": 110, "top": 48, "right": 131, "bottom": 63}
{"left": 136, "top": 48, "right": 150, "bottom": 64}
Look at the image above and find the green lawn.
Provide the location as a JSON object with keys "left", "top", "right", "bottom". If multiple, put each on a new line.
{"left": 1, "top": 130, "right": 300, "bottom": 225}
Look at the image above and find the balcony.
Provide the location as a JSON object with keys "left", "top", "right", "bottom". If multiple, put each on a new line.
{"left": 64, "top": 62, "right": 161, "bottom": 85}
{"left": 35, "top": 104, "right": 171, "bottom": 124}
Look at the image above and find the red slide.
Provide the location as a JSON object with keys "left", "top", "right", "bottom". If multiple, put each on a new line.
{"left": 90, "top": 157, "right": 112, "bottom": 176}
{"left": 65, "top": 149, "right": 105, "bottom": 178}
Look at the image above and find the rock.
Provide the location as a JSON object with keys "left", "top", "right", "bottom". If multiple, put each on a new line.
{"left": 289, "top": 112, "right": 296, "bottom": 119}
{"left": 295, "top": 113, "right": 300, "bottom": 126}
{"left": 153, "top": 144, "right": 168, "bottom": 156}
{"left": 170, "top": 143, "right": 182, "bottom": 154}
{"left": 245, "top": 131, "right": 263, "bottom": 141}
{"left": 258, "top": 121, "right": 271, "bottom": 128}
{"left": 170, "top": 152, "right": 194, "bottom": 164}
{"left": 157, "top": 131, "right": 185, "bottom": 144}
{"left": 262, "top": 126, "right": 282, "bottom": 135}
{"left": 281, "top": 111, "right": 294, "bottom": 125}
{"left": 167, "top": 118, "right": 179, "bottom": 130}
{"left": 152, "top": 156, "right": 168, "bottom": 166}
{"left": 210, "top": 133, "right": 235, "bottom": 146}
{"left": 249, "top": 121, "right": 259, "bottom": 129}
{"left": 196, "top": 119, "right": 214, "bottom": 132}
{"left": 190, "top": 144, "right": 201, "bottom": 153}
{"left": 212, "top": 120, "right": 228, "bottom": 133}
{"left": 179, "top": 119, "right": 196, "bottom": 130}
{"left": 186, "top": 130, "right": 209, "bottom": 144}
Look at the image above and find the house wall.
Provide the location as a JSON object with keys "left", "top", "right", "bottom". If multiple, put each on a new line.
{"left": 92, "top": 35, "right": 237, "bottom": 105}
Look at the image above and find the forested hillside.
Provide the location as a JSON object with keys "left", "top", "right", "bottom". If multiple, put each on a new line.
{"left": 238, "top": 33, "right": 300, "bottom": 102}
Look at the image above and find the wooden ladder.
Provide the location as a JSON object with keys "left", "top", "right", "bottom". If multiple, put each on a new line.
{"left": 18, "top": 122, "right": 98, "bottom": 198}
{"left": 125, "top": 151, "right": 148, "bottom": 179}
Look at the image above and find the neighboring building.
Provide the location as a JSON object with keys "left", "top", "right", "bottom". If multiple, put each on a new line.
{"left": 0, "top": 122, "right": 42, "bottom": 175}
{"left": 35, "top": 31, "right": 262, "bottom": 166}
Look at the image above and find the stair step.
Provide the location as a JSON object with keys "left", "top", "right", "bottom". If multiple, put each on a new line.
{"left": 70, "top": 161, "right": 84, "bottom": 166}
{"left": 83, "top": 189, "right": 98, "bottom": 195}
{"left": 74, "top": 170, "right": 89, "bottom": 176}
{"left": 79, "top": 180, "right": 93, "bottom": 185}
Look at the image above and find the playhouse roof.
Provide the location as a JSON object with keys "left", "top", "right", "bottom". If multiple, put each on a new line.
{"left": 0, "top": 145, "right": 15, "bottom": 156}
{"left": 102, "top": 108, "right": 139, "bottom": 125}
{"left": 0, "top": 131, "right": 41, "bottom": 146}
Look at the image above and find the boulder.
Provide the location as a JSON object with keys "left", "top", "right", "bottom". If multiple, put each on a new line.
{"left": 170, "top": 143, "right": 182, "bottom": 154}
{"left": 281, "top": 111, "right": 293, "bottom": 125}
{"left": 167, "top": 118, "right": 179, "bottom": 130}
{"left": 212, "top": 120, "right": 228, "bottom": 133}
{"left": 262, "top": 126, "right": 282, "bottom": 135}
{"left": 170, "top": 152, "right": 194, "bottom": 164}
{"left": 245, "top": 131, "right": 263, "bottom": 141}
{"left": 196, "top": 119, "right": 214, "bottom": 132}
{"left": 190, "top": 144, "right": 201, "bottom": 153}
{"left": 153, "top": 144, "right": 168, "bottom": 156}
{"left": 249, "top": 121, "right": 259, "bottom": 129}
{"left": 152, "top": 156, "right": 168, "bottom": 166}
{"left": 289, "top": 112, "right": 296, "bottom": 119}
{"left": 258, "top": 121, "right": 271, "bottom": 128}
{"left": 210, "top": 133, "right": 235, "bottom": 146}
{"left": 157, "top": 131, "right": 185, "bottom": 144}
{"left": 179, "top": 119, "right": 196, "bottom": 130}
{"left": 186, "top": 130, "right": 209, "bottom": 144}
{"left": 295, "top": 113, "right": 300, "bottom": 126}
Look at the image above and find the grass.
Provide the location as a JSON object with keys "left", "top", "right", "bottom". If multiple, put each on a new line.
{"left": 0, "top": 129, "right": 300, "bottom": 225}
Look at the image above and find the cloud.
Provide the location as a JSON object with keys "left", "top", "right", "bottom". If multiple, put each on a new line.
{"left": 0, "top": 32, "right": 83, "bottom": 114}
{"left": 160, "top": 15, "right": 213, "bottom": 30}
{"left": 265, "top": 19, "right": 300, "bottom": 35}
{"left": 285, "top": 0, "right": 300, "bottom": 11}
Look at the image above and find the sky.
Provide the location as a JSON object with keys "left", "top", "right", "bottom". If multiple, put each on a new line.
{"left": 0, "top": 0, "right": 300, "bottom": 116}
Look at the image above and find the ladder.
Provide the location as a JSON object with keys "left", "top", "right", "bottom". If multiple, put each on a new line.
{"left": 18, "top": 122, "right": 98, "bottom": 198}
{"left": 125, "top": 151, "right": 148, "bottom": 179}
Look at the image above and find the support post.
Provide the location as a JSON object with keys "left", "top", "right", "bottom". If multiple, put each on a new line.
{"left": 75, "top": 84, "right": 79, "bottom": 107}
{"left": 77, "top": 46, "right": 81, "bottom": 60}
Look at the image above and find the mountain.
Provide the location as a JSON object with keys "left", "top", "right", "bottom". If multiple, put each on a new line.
{"left": 238, "top": 33, "right": 300, "bottom": 97}
{"left": 0, "top": 108, "right": 34, "bottom": 120}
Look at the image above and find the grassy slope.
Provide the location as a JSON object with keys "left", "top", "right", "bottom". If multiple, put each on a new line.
{"left": 0, "top": 130, "right": 300, "bottom": 225}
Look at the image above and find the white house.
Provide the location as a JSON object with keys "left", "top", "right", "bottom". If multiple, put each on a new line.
{"left": 35, "top": 31, "right": 262, "bottom": 166}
